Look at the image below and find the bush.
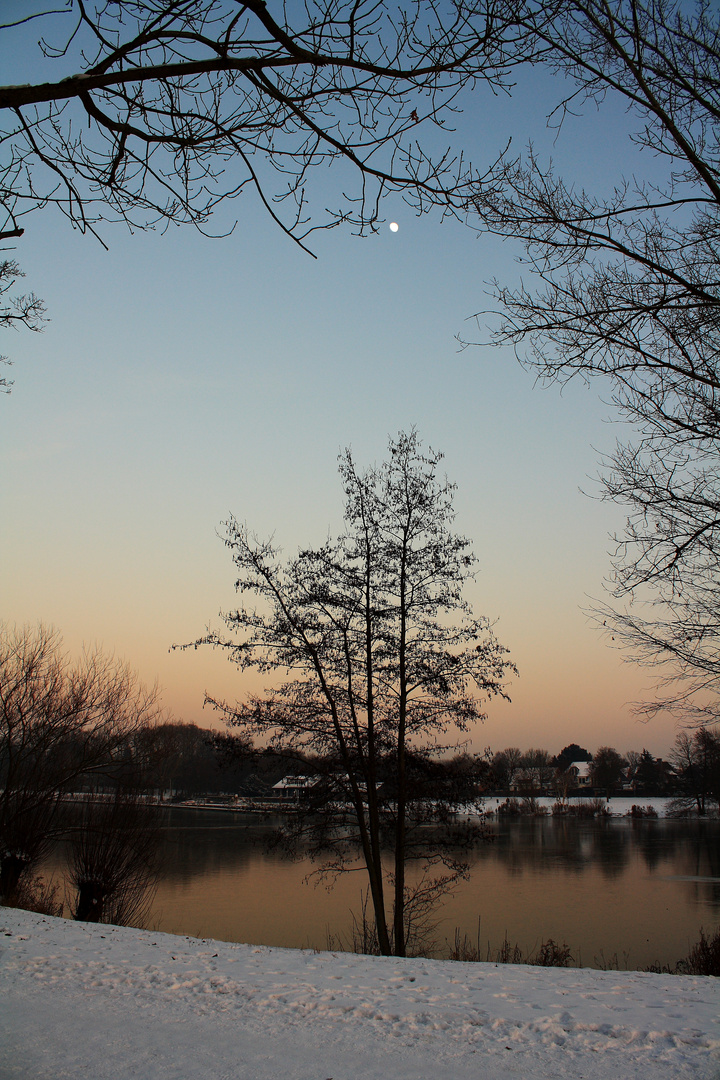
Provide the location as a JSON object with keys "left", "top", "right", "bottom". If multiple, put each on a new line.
{"left": 644, "top": 927, "right": 720, "bottom": 976}
{"left": 532, "top": 939, "right": 574, "bottom": 967}
{"left": 552, "top": 799, "right": 609, "bottom": 818}
{"left": 68, "top": 790, "right": 160, "bottom": 927}
{"left": 448, "top": 928, "right": 483, "bottom": 963}
{"left": 3, "top": 874, "right": 63, "bottom": 917}
{"left": 678, "top": 928, "right": 720, "bottom": 976}
{"left": 494, "top": 933, "right": 525, "bottom": 965}
{"left": 448, "top": 929, "right": 575, "bottom": 968}
{"left": 627, "top": 804, "right": 658, "bottom": 819}
{"left": 497, "top": 797, "right": 546, "bottom": 817}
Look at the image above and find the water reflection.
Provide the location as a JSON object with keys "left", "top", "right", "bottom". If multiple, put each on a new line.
{"left": 478, "top": 818, "right": 632, "bottom": 878}
{"left": 156, "top": 811, "right": 278, "bottom": 881}
{"left": 41, "top": 808, "right": 720, "bottom": 969}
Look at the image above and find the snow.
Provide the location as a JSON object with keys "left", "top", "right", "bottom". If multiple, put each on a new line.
{"left": 483, "top": 796, "right": 683, "bottom": 817}
{"left": 2, "top": 907, "right": 718, "bottom": 1080}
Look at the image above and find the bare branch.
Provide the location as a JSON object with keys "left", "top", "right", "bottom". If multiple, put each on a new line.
{"left": 465, "top": 0, "right": 720, "bottom": 725}
{"left": 183, "top": 431, "right": 514, "bottom": 955}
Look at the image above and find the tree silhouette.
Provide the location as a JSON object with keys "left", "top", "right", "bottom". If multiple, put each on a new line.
{"left": 190, "top": 431, "right": 514, "bottom": 955}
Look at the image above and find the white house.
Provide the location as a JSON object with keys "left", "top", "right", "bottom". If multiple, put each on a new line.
{"left": 566, "top": 761, "right": 592, "bottom": 787}
{"left": 272, "top": 776, "right": 318, "bottom": 802}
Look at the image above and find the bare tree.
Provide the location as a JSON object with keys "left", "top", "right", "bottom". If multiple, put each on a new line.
{"left": 0, "top": 1, "right": 530, "bottom": 390}
{"left": 0, "top": 622, "right": 164, "bottom": 901}
{"left": 519, "top": 747, "right": 553, "bottom": 792}
{"left": 589, "top": 746, "right": 627, "bottom": 794}
{"left": 0, "top": 1, "right": 526, "bottom": 254}
{"left": 491, "top": 746, "right": 523, "bottom": 791}
{"left": 671, "top": 728, "right": 720, "bottom": 815}
{"left": 467, "top": 0, "right": 720, "bottom": 724}
{"left": 0, "top": 260, "right": 45, "bottom": 391}
{"left": 187, "top": 431, "right": 515, "bottom": 956}
{"left": 68, "top": 785, "right": 160, "bottom": 926}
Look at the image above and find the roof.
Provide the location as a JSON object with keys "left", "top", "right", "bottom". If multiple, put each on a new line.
{"left": 272, "top": 776, "right": 318, "bottom": 791}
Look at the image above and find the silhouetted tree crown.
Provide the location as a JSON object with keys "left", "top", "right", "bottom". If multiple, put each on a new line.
{"left": 188, "top": 430, "right": 515, "bottom": 955}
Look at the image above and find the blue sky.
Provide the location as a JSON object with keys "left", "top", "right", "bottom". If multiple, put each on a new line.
{"left": 0, "top": 9, "right": 680, "bottom": 757}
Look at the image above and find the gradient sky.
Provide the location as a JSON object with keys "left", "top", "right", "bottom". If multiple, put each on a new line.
{"left": 0, "top": 11, "right": 682, "bottom": 758}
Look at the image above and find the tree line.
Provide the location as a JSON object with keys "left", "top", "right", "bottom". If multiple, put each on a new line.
{"left": 488, "top": 739, "right": 720, "bottom": 810}
{"left": 136, "top": 730, "right": 720, "bottom": 810}
{"left": 66, "top": 726, "right": 719, "bottom": 809}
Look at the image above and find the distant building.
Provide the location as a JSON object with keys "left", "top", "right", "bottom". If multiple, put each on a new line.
{"left": 566, "top": 761, "right": 592, "bottom": 788}
{"left": 272, "top": 776, "right": 318, "bottom": 802}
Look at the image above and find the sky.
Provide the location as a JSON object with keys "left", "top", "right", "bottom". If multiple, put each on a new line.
{"left": 0, "top": 6, "right": 684, "bottom": 758}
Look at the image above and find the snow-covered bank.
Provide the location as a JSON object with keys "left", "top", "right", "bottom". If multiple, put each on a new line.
{"left": 2, "top": 907, "right": 718, "bottom": 1080}
{"left": 482, "top": 796, "right": 702, "bottom": 817}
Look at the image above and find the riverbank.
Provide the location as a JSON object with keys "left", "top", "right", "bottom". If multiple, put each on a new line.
{"left": 174, "top": 795, "right": 711, "bottom": 817}
{"left": 2, "top": 907, "right": 718, "bottom": 1080}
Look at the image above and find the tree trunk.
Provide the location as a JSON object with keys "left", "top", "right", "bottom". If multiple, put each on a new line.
{"left": 393, "top": 539, "right": 409, "bottom": 957}
{"left": 74, "top": 881, "right": 107, "bottom": 923}
{"left": 362, "top": 528, "right": 391, "bottom": 956}
{"left": 0, "top": 853, "right": 29, "bottom": 902}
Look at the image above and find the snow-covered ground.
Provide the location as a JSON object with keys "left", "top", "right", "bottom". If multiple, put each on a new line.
{"left": 2, "top": 907, "right": 718, "bottom": 1080}
{"left": 482, "top": 796, "right": 687, "bottom": 817}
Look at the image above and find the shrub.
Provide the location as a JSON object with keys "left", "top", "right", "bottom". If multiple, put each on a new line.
{"left": 497, "top": 797, "right": 546, "bottom": 817}
{"left": 448, "top": 929, "right": 576, "bottom": 968}
{"left": 644, "top": 927, "right": 720, "bottom": 976}
{"left": 448, "top": 928, "right": 483, "bottom": 963}
{"left": 494, "top": 933, "right": 524, "bottom": 964}
{"left": 553, "top": 799, "right": 609, "bottom": 819}
{"left": 678, "top": 928, "right": 720, "bottom": 976}
{"left": 628, "top": 804, "right": 658, "bottom": 819}
{"left": 68, "top": 790, "right": 160, "bottom": 927}
{"left": 532, "top": 939, "right": 574, "bottom": 967}
{"left": 4, "top": 874, "right": 63, "bottom": 917}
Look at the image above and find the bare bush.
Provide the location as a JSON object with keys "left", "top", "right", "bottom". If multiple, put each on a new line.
{"left": 677, "top": 928, "right": 720, "bottom": 977}
{"left": 68, "top": 788, "right": 161, "bottom": 927}
{"left": 3, "top": 874, "right": 63, "bottom": 917}
{"left": 533, "top": 939, "right": 574, "bottom": 968}
{"left": 0, "top": 622, "right": 164, "bottom": 903}
{"left": 449, "top": 929, "right": 574, "bottom": 968}
{"left": 627, "top": 805, "right": 658, "bottom": 819}
{"left": 552, "top": 800, "right": 609, "bottom": 819}
{"left": 645, "top": 927, "right": 720, "bottom": 977}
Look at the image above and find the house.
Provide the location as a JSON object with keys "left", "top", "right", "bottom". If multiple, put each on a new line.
{"left": 272, "top": 776, "right": 318, "bottom": 803}
{"left": 566, "top": 761, "right": 592, "bottom": 787}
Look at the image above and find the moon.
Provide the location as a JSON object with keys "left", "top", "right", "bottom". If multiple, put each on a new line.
{"left": 389, "top": 221, "right": 399, "bottom": 232}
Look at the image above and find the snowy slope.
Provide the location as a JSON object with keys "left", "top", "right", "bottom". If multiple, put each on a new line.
{"left": 1, "top": 907, "right": 718, "bottom": 1080}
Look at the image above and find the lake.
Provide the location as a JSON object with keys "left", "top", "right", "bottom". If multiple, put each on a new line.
{"left": 42, "top": 805, "right": 718, "bottom": 970}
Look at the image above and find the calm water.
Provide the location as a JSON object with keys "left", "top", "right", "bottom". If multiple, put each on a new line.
{"left": 44, "top": 807, "right": 720, "bottom": 970}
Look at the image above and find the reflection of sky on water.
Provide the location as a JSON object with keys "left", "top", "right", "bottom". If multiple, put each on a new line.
{"left": 41, "top": 810, "right": 720, "bottom": 968}
{"left": 663, "top": 876, "right": 720, "bottom": 882}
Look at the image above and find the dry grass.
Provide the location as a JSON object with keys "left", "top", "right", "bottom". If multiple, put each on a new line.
{"left": 4, "top": 874, "right": 63, "bottom": 917}
{"left": 645, "top": 927, "right": 720, "bottom": 977}
{"left": 448, "top": 927, "right": 574, "bottom": 967}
